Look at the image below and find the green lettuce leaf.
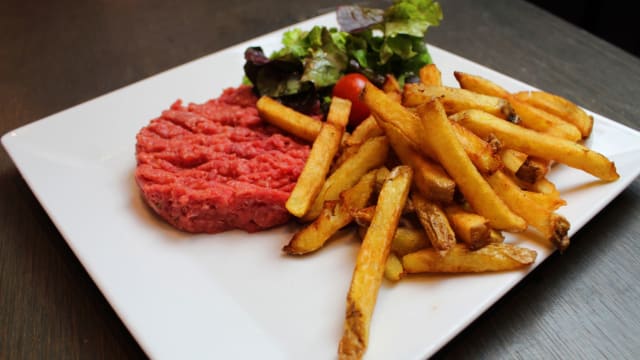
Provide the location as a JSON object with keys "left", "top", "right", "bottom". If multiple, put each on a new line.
{"left": 301, "top": 28, "right": 348, "bottom": 87}
{"left": 271, "top": 28, "right": 309, "bottom": 59}
{"left": 384, "top": 0, "right": 443, "bottom": 37}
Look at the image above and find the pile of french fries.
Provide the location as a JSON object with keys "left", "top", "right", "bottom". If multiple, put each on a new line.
{"left": 256, "top": 64, "right": 619, "bottom": 359}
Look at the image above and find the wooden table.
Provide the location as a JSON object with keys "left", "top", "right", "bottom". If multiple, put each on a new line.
{"left": 1, "top": 0, "right": 638, "bottom": 358}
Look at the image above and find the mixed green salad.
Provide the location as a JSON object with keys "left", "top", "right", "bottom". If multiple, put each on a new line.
{"left": 243, "top": 0, "right": 442, "bottom": 115}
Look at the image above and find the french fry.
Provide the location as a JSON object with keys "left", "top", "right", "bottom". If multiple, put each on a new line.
{"left": 362, "top": 82, "right": 525, "bottom": 231}
{"left": 492, "top": 171, "right": 566, "bottom": 213}
{"left": 500, "top": 148, "right": 528, "bottom": 175}
{"left": 515, "top": 156, "right": 550, "bottom": 184}
{"left": 348, "top": 115, "right": 385, "bottom": 145}
{"left": 383, "top": 118, "right": 456, "bottom": 203}
{"left": 453, "top": 73, "right": 591, "bottom": 138}
{"left": 488, "top": 229, "right": 505, "bottom": 244}
{"left": 335, "top": 143, "right": 367, "bottom": 172}
{"left": 403, "top": 83, "right": 515, "bottom": 119}
{"left": 414, "top": 99, "right": 527, "bottom": 231}
{"left": 352, "top": 200, "right": 415, "bottom": 227}
{"left": 365, "top": 83, "right": 501, "bottom": 175}
{"left": 384, "top": 252, "right": 404, "bottom": 281}
{"left": 339, "top": 166, "right": 413, "bottom": 359}
{"left": 513, "top": 91, "right": 593, "bottom": 138}
{"left": 304, "top": 136, "right": 389, "bottom": 221}
{"left": 453, "top": 71, "right": 510, "bottom": 99}
{"left": 412, "top": 193, "right": 456, "bottom": 252}
{"left": 450, "top": 109, "right": 619, "bottom": 181}
{"left": 419, "top": 64, "right": 442, "bottom": 86}
{"left": 362, "top": 89, "right": 434, "bottom": 156}
{"left": 528, "top": 177, "right": 562, "bottom": 199}
{"left": 288, "top": 97, "right": 351, "bottom": 216}
{"left": 382, "top": 74, "right": 402, "bottom": 103}
{"left": 286, "top": 121, "right": 344, "bottom": 217}
{"left": 391, "top": 226, "right": 431, "bottom": 257}
{"left": 399, "top": 146, "right": 456, "bottom": 203}
{"left": 402, "top": 243, "right": 537, "bottom": 273}
{"left": 487, "top": 170, "right": 570, "bottom": 250}
{"left": 500, "top": 149, "right": 550, "bottom": 185}
{"left": 508, "top": 96, "right": 577, "bottom": 139}
{"left": 444, "top": 204, "right": 491, "bottom": 250}
{"left": 283, "top": 170, "right": 377, "bottom": 255}
{"left": 450, "top": 120, "right": 503, "bottom": 174}
{"left": 286, "top": 200, "right": 339, "bottom": 249}
{"left": 505, "top": 172, "right": 566, "bottom": 206}
{"left": 270, "top": 65, "right": 618, "bottom": 358}
{"left": 334, "top": 115, "right": 385, "bottom": 170}
{"left": 508, "top": 95, "right": 582, "bottom": 141}
{"left": 327, "top": 97, "right": 352, "bottom": 129}
{"left": 352, "top": 206, "right": 376, "bottom": 227}
{"left": 256, "top": 96, "right": 322, "bottom": 142}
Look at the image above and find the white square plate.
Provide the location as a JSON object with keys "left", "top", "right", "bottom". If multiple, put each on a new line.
{"left": 3, "top": 12, "right": 640, "bottom": 360}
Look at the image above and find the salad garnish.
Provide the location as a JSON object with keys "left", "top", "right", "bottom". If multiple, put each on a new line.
{"left": 243, "top": 0, "right": 442, "bottom": 114}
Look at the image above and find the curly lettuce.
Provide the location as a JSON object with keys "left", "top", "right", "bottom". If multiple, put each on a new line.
{"left": 243, "top": 0, "right": 442, "bottom": 114}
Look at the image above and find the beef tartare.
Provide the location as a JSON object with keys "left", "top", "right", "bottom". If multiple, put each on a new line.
{"left": 135, "top": 85, "right": 309, "bottom": 233}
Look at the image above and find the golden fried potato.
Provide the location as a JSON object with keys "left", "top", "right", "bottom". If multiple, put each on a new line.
{"left": 286, "top": 122, "right": 344, "bottom": 217}
{"left": 450, "top": 109, "right": 619, "bottom": 181}
{"left": 508, "top": 95, "right": 582, "bottom": 141}
{"left": 256, "top": 96, "right": 322, "bottom": 142}
{"left": 327, "top": 97, "right": 352, "bottom": 129}
{"left": 283, "top": 170, "right": 377, "bottom": 255}
{"left": 488, "top": 229, "right": 505, "bottom": 244}
{"left": 415, "top": 99, "right": 527, "bottom": 232}
{"left": 412, "top": 193, "right": 455, "bottom": 252}
{"left": 364, "top": 82, "right": 500, "bottom": 176}
{"left": 384, "top": 252, "right": 404, "bottom": 281}
{"left": 444, "top": 204, "right": 491, "bottom": 250}
{"left": 339, "top": 166, "right": 413, "bottom": 359}
{"left": 362, "top": 83, "right": 433, "bottom": 153}
{"left": 453, "top": 71, "right": 510, "bottom": 99}
{"left": 401, "top": 147, "right": 456, "bottom": 203}
{"left": 515, "top": 156, "right": 550, "bottom": 184}
{"left": 402, "top": 243, "right": 537, "bottom": 273}
{"left": 351, "top": 201, "right": 415, "bottom": 228}
{"left": 513, "top": 90, "right": 593, "bottom": 138}
{"left": 527, "top": 177, "right": 562, "bottom": 199}
{"left": 351, "top": 206, "right": 376, "bottom": 227}
{"left": 334, "top": 115, "right": 385, "bottom": 171}
{"left": 391, "top": 226, "right": 431, "bottom": 257}
{"left": 499, "top": 144, "right": 551, "bottom": 185}
{"left": 500, "top": 148, "right": 528, "bottom": 175}
{"left": 419, "top": 64, "right": 443, "bottom": 86}
{"left": 487, "top": 170, "right": 570, "bottom": 250}
{"left": 382, "top": 74, "right": 402, "bottom": 103}
{"left": 268, "top": 65, "right": 619, "bottom": 360}
{"left": 304, "top": 136, "right": 389, "bottom": 221}
{"left": 384, "top": 121, "right": 456, "bottom": 203}
{"left": 450, "top": 120, "right": 503, "bottom": 175}
{"left": 403, "top": 83, "right": 515, "bottom": 119}
{"left": 504, "top": 172, "right": 565, "bottom": 206}
{"left": 347, "top": 115, "right": 385, "bottom": 146}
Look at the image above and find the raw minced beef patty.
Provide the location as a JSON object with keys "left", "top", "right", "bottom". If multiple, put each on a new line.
{"left": 135, "top": 85, "right": 309, "bottom": 233}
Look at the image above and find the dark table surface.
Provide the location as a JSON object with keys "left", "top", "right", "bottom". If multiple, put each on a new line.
{"left": 2, "top": 0, "right": 639, "bottom": 359}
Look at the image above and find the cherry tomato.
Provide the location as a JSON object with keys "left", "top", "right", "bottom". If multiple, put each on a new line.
{"left": 332, "top": 73, "right": 371, "bottom": 127}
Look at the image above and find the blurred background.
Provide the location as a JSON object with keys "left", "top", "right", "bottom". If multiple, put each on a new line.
{"left": 526, "top": 0, "right": 639, "bottom": 58}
